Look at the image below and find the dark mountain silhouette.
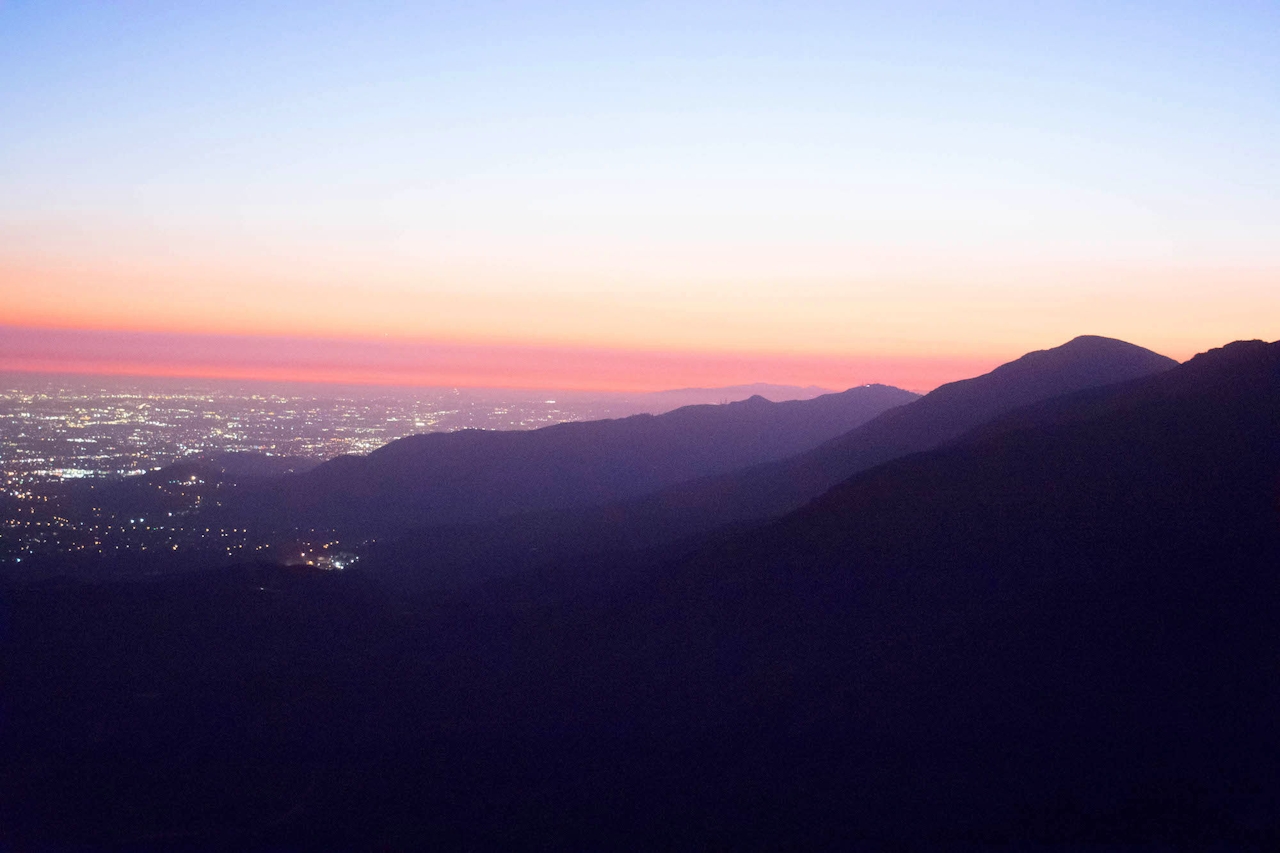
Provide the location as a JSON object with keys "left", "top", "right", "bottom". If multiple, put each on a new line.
{"left": 529, "top": 337, "right": 1279, "bottom": 845}
{"left": 364, "top": 335, "right": 1178, "bottom": 587}
{"left": 621, "top": 334, "right": 1178, "bottom": 528}
{"left": 216, "top": 383, "right": 917, "bottom": 536}
{"left": 3, "top": 339, "right": 1276, "bottom": 849}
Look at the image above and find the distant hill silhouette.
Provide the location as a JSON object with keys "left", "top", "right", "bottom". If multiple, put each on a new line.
{"left": 4, "top": 339, "right": 1276, "bottom": 849}
{"left": 630, "top": 382, "right": 834, "bottom": 412}
{"left": 216, "top": 383, "right": 917, "bottom": 536}
{"left": 366, "top": 335, "right": 1178, "bottom": 586}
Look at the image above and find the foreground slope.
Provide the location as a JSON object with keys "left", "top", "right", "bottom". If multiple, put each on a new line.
{"left": 4, "top": 339, "right": 1272, "bottom": 849}
{"left": 217, "top": 383, "right": 916, "bottom": 536}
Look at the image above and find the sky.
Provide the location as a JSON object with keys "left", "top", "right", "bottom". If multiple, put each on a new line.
{"left": 2, "top": 1, "right": 1278, "bottom": 391}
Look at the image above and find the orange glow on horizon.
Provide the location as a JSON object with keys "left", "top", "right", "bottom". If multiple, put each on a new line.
{"left": 4, "top": 250, "right": 1277, "bottom": 369}
{"left": 0, "top": 324, "right": 1002, "bottom": 394}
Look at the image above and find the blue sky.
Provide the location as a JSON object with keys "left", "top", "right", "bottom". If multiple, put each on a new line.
{"left": 2, "top": 1, "right": 1277, "bottom": 388}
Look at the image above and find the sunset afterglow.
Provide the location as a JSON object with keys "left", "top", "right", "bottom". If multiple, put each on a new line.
{"left": 3, "top": 2, "right": 1278, "bottom": 389}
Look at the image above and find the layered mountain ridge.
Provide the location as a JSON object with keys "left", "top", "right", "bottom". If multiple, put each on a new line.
{"left": 215, "top": 382, "right": 918, "bottom": 536}
{"left": 5, "top": 336, "right": 1279, "bottom": 849}
{"left": 363, "top": 335, "right": 1179, "bottom": 587}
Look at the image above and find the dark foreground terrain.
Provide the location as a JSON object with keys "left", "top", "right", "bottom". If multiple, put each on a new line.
{"left": 2, "top": 338, "right": 1278, "bottom": 850}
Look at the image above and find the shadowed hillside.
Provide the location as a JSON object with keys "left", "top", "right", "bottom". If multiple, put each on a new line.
{"left": 538, "top": 337, "right": 1278, "bottom": 846}
{"left": 365, "top": 335, "right": 1178, "bottom": 588}
{"left": 215, "top": 383, "right": 917, "bottom": 536}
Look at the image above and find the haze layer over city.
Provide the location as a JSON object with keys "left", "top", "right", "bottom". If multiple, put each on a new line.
{"left": 0, "top": 375, "right": 595, "bottom": 567}
{"left": 1, "top": 374, "right": 647, "bottom": 486}
{"left": 1, "top": 373, "right": 832, "bottom": 570}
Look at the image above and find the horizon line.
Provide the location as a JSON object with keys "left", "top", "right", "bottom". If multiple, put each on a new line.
{"left": 0, "top": 324, "right": 1004, "bottom": 395}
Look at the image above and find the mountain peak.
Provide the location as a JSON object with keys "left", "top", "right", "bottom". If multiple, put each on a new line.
{"left": 922, "top": 337, "right": 1176, "bottom": 408}
{"left": 1064, "top": 333, "right": 1133, "bottom": 346}
{"left": 1014, "top": 334, "right": 1174, "bottom": 365}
